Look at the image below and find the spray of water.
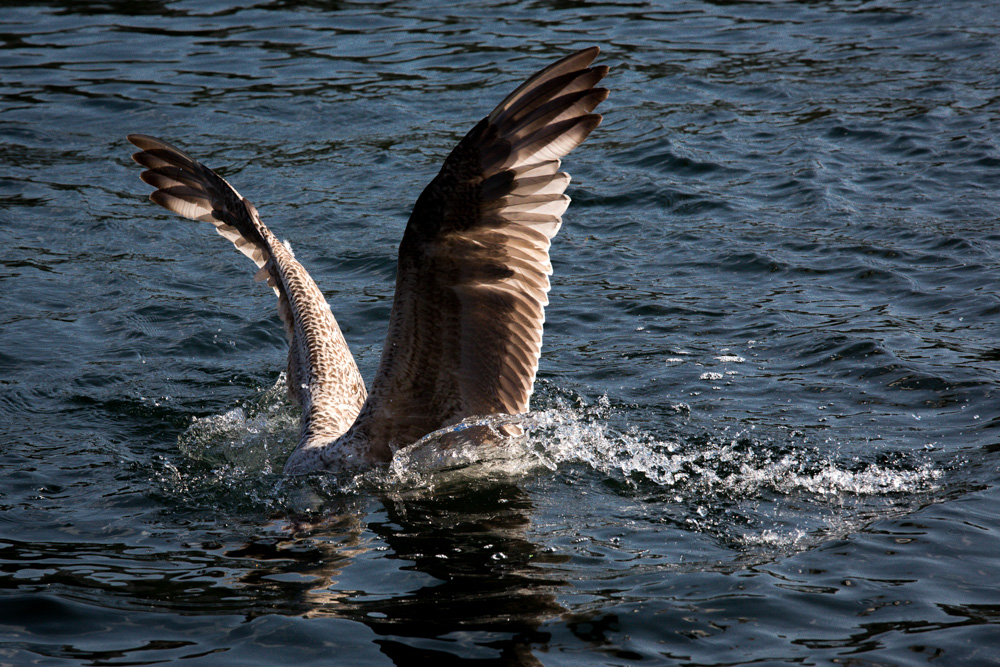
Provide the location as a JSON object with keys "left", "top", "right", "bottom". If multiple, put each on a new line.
{"left": 165, "top": 376, "right": 944, "bottom": 551}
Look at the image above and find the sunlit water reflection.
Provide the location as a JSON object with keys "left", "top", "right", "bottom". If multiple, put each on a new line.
{"left": 3, "top": 0, "right": 1000, "bottom": 664}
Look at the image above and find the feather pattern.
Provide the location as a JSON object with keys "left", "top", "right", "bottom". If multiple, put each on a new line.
{"left": 128, "top": 47, "right": 607, "bottom": 474}
{"left": 283, "top": 47, "right": 608, "bottom": 472}
{"left": 126, "top": 134, "right": 367, "bottom": 448}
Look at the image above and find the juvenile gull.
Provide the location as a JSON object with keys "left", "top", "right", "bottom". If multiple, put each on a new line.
{"left": 127, "top": 47, "right": 609, "bottom": 473}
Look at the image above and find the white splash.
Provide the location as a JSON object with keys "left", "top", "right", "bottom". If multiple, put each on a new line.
{"left": 178, "top": 373, "right": 299, "bottom": 473}
{"left": 169, "top": 379, "right": 944, "bottom": 554}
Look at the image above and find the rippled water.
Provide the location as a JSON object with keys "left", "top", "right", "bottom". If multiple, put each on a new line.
{"left": 3, "top": 1, "right": 1000, "bottom": 664}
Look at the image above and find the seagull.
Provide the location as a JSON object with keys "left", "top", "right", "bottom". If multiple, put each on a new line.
{"left": 127, "top": 47, "right": 608, "bottom": 474}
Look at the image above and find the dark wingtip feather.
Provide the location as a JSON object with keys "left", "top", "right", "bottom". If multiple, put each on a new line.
{"left": 488, "top": 46, "right": 605, "bottom": 123}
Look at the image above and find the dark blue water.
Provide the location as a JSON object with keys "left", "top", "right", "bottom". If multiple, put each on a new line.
{"left": 3, "top": 1, "right": 1000, "bottom": 664}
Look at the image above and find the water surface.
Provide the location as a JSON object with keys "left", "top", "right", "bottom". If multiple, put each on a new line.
{"left": 2, "top": 1, "right": 1000, "bottom": 664}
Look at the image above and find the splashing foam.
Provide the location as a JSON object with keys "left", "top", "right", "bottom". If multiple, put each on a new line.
{"left": 173, "top": 377, "right": 942, "bottom": 501}
{"left": 178, "top": 374, "right": 299, "bottom": 474}
{"left": 169, "top": 378, "right": 943, "bottom": 548}
{"left": 386, "top": 394, "right": 941, "bottom": 501}
{"left": 515, "top": 396, "right": 942, "bottom": 551}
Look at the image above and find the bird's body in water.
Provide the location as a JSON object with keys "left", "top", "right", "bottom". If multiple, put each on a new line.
{"left": 127, "top": 47, "right": 609, "bottom": 474}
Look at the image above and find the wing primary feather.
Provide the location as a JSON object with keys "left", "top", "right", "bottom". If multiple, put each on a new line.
{"left": 332, "top": 47, "right": 607, "bottom": 465}
{"left": 130, "top": 47, "right": 608, "bottom": 474}
{"left": 126, "top": 133, "right": 368, "bottom": 460}
{"left": 487, "top": 47, "right": 602, "bottom": 124}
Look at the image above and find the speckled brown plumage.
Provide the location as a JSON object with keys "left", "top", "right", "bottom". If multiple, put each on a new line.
{"left": 127, "top": 134, "right": 367, "bottom": 452}
{"left": 127, "top": 47, "right": 608, "bottom": 474}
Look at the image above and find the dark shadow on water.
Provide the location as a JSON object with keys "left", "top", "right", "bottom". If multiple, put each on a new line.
{"left": 226, "top": 482, "right": 565, "bottom": 666}
{"left": 362, "top": 485, "right": 562, "bottom": 666}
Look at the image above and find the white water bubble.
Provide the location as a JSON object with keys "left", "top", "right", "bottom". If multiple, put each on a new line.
{"left": 177, "top": 373, "right": 299, "bottom": 472}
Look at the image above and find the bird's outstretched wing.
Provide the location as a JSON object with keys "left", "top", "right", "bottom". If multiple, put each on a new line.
{"left": 354, "top": 47, "right": 609, "bottom": 460}
{"left": 127, "top": 135, "right": 367, "bottom": 444}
